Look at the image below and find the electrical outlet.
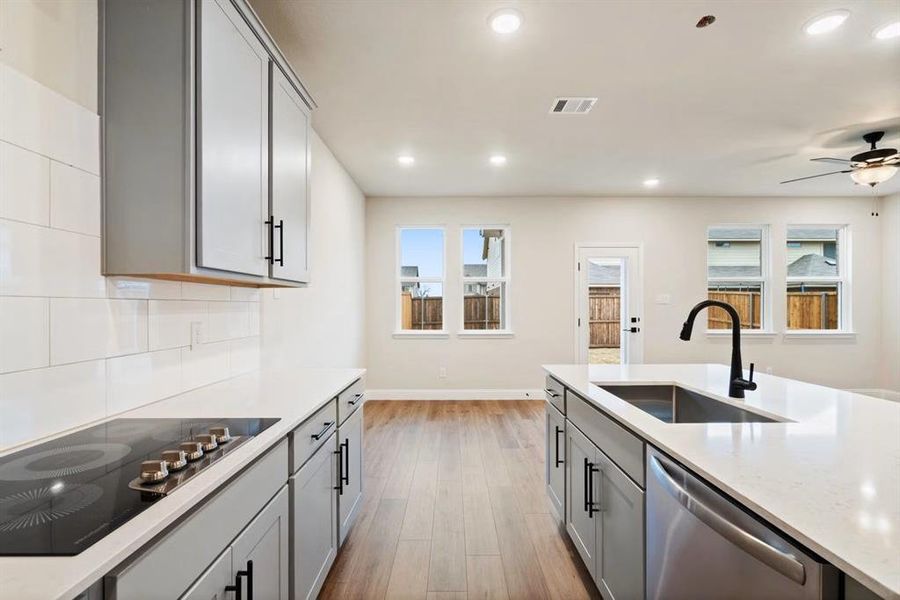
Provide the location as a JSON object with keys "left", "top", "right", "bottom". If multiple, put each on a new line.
{"left": 190, "top": 321, "right": 204, "bottom": 349}
{"left": 273, "top": 289, "right": 281, "bottom": 300}
{"left": 439, "top": 367, "right": 447, "bottom": 379}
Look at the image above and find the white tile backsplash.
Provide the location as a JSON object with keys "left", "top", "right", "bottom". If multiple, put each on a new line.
{"left": 0, "top": 219, "right": 106, "bottom": 297}
{"left": 50, "top": 298, "right": 149, "bottom": 365}
{"left": 0, "top": 360, "right": 107, "bottom": 448}
{"left": 0, "top": 66, "right": 262, "bottom": 450}
{"left": 50, "top": 161, "right": 101, "bottom": 236}
{"left": 0, "top": 297, "right": 49, "bottom": 373}
{"left": 106, "top": 349, "right": 182, "bottom": 415}
{"left": 0, "top": 140, "right": 50, "bottom": 226}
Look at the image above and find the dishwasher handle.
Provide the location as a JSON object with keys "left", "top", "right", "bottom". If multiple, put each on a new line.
{"left": 649, "top": 454, "right": 806, "bottom": 586}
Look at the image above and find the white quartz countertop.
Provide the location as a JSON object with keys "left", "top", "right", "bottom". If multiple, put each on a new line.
{"left": 0, "top": 365, "right": 365, "bottom": 600}
{"left": 543, "top": 363, "right": 900, "bottom": 600}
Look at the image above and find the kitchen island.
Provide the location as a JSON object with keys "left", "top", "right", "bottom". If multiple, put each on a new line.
{"left": 0, "top": 365, "right": 364, "bottom": 600}
{"left": 543, "top": 363, "right": 900, "bottom": 600}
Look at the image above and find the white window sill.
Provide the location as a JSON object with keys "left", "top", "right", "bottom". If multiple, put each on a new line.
{"left": 706, "top": 330, "right": 777, "bottom": 339}
{"left": 392, "top": 330, "right": 450, "bottom": 339}
{"left": 782, "top": 330, "right": 856, "bottom": 340}
{"left": 457, "top": 330, "right": 515, "bottom": 339}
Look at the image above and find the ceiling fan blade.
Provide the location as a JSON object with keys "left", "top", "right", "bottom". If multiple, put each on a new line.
{"left": 810, "top": 157, "right": 852, "bottom": 165}
{"left": 780, "top": 170, "right": 853, "bottom": 184}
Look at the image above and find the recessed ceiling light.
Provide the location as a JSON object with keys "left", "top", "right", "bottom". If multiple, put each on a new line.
{"left": 397, "top": 155, "right": 415, "bottom": 166}
{"left": 489, "top": 8, "right": 523, "bottom": 34}
{"left": 643, "top": 178, "right": 660, "bottom": 188}
{"left": 873, "top": 21, "right": 900, "bottom": 40}
{"left": 804, "top": 9, "right": 850, "bottom": 35}
{"left": 489, "top": 154, "right": 507, "bottom": 166}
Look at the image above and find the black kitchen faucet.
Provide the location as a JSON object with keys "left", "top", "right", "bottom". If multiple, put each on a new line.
{"left": 679, "top": 300, "right": 757, "bottom": 399}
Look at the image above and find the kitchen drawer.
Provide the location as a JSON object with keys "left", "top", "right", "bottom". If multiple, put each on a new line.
{"left": 337, "top": 378, "right": 365, "bottom": 425}
{"left": 545, "top": 375, "right": 565, "bottom": 413}
{"left": 290, "top": 399, "right": 337, "bottom": 474}
{"left": 566, "top": 391, "right": 644, "bottom": 487}
{"left": 106, "top": 439, "right": 288, "bottom": 600}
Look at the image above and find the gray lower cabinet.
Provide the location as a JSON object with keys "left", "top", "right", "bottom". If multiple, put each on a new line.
{"left": 337, "top": 402, "right": 364, "bottom": 544}
{"left": 545, "top": 401, "right": 566, "bottom": 523}
{"left": 180, "top": 546, "right": 233, "bottom": 600}
{"left": 566, "top": 422, "right": 645, "bottom": 599}
{"left": 290, "top": 431, "right": 338, "bottom": 600}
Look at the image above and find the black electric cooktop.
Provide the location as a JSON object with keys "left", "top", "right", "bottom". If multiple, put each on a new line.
{"left": 0, "top": 417, "right": 279, "bottom": 556}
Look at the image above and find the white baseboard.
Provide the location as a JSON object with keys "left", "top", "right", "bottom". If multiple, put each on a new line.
{"left": 848, "top": 388, "right": 900, "bottom": 402}
{"left": 365, "top": 388, "right": 545, "bottom": 401}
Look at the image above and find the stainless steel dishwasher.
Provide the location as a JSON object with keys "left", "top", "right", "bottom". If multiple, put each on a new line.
{"left": 646, "top": 448, "right": 838, "bottom": 600}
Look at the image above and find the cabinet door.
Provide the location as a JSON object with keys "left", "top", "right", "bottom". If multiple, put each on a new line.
{"left": 565, "top": 423, "right": 599, "bottom": 579}
{"left": 338, "top": 402, "right": 364, "bottom": 545}
{"left": 180, "top": 547, "right": 232, "bottom": 600}
{"left": 270, "top": 65, "right": 310, "bottom": 283}
{"left": 232, "top": 486, "right": 290, "bottom": 600}
{"left": 291, "top": 432, "right": 338, "bottom": 600}
{"left": 596, "top": 450, "right": 644, "bottom": 600}
{"left": 545, "top": 402, "right": 565, "bottom": 523}
{"left": 198, "top": 0, "right": 269, "bottom": 277}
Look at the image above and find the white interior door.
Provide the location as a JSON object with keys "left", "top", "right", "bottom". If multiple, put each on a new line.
{"left": 576, "top": 246, "right": 643, "bottom": 364}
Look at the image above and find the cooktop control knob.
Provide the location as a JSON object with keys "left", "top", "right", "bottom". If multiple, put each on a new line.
{"left": 179, "top": 441, "right": 204, "bottom": 461}
{"left": 140, "top": 460, "right": 169, "bottom": 483}
{"left": 161, "top": 449, "right": 187, "bottom": 471}
{"left": 209, "top": 426, "right": 232, "bottom": 444}
{"left": 195, "top": 434, "right": 218, "bottom": 452}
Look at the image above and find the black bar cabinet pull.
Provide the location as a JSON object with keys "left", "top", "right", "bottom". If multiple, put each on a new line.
{"left": 311, "top": 421, "right": 335, "bottom": 441}
{"left": 583, "top": 457, "right": 590, "bottom": 513}
{"left": 245, "top": 560, "right": 254, "bottom": 600}
{"left": 276, "top": 219, "right": 284, "bottom": 266}
{"left": 264, "top": 218, "right": 275, "bottom": 264}
{"left": 348, "top": 392, "right": 363, "bottom": 406}
{"left": 544, "top": 388, "right": 560, "bottom": 398}
{"left": 341, "top": 439, "right": 350, "bottom": 486}
{"left": 554, "top": 427, "right": 564, "bottom": 467}
{"left": 587, "top": 463, "right": 601, "bottom": 518}
{"left": 225, "top": 567, "right": 246, "bottom": 600}
{"left": 334, "top": 445, "right": 344, "bottom": 494}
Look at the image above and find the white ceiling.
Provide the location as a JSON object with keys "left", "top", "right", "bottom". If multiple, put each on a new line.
{"left": 250, "top": 0, "right": 900, "bottom": 197}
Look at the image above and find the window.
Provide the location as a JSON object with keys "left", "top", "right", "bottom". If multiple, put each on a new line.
{"left": 785, "top": 226, "right": 847, "bottom": 331}
{"left": 706, "top": 225, "right": 768, "bottom": 330}
{"left": 398, "top": 228, "right": 444, "bottom": 332}
{"left": 461, "top": 227, "right": 509, "bottom": 331}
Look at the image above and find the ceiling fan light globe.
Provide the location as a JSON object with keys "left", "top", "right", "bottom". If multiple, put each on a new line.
{"left": 850, "top": 165, "right": 898, "bottom": 187}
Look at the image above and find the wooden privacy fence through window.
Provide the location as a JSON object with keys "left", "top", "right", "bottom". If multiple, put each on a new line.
{"left": 589, "top": 287, "right": 620, "bottom": 348}
{"left": 706, "top": 290, "right": 838, "bottom": 330}
{"left": 401, "top": 292, "right": 502, "bottom": 329}
{"left": 707, "top": 291, "right": 761, "bottom": 329}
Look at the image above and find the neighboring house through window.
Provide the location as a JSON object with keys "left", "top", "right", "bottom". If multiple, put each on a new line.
{"left": 462, "top": 227, "right": 509, "bottom": 331}
{"left": 398, "top": 228, "right": 444, "bottom": 332}
{"left": 706, "top": 225, "right": 769, "bottom": 330}
{"left": 785, "top": 226, "right": 847, "bottom": 331}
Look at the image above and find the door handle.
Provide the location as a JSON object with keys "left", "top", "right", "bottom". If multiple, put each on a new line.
{"left": 649, "top": 454, "right": 806, "bottom": 585}
{"left": 341, "top": 439, "right": 350, "bottom": 487}
{"left": 334, "top": 444, "right": 344, "bottom": 495}
{"left": 274, "top": 219, "right": 284, "bottom": 266}
{"left": 311, "top": 421, "right": 335, "bottom": 441}
{"left": 554, "top": 426, "right": 564, "bottom": 467}
{"left": 623, "top": 327, "right": 640, "bottom": 333}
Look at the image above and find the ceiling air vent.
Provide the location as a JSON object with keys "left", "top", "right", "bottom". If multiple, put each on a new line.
{"left": 549, "top": 97, "right": 597, "bottom": 114}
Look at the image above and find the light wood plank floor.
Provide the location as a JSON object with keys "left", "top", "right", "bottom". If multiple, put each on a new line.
{"left": 320, "top": 400, "right": 599, "bottom": 600}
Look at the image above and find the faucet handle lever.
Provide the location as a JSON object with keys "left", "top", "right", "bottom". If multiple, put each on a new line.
{"left": 748, "top": 362, "right": 754, "bottom": 382}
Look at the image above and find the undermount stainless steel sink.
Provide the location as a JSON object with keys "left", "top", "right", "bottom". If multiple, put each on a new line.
{"left": 598, "top": 385, "right": 783, "bottom": 424}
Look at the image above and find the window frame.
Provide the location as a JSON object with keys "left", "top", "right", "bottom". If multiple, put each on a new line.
{"left": 784, "top": 224, "right": 851, "bottom": 335}
{"left": 705, "top": 224, "right": 773, "bottom": 334}
{"left": 395, "top": 226, "right": 448, "bottom": 337}
{"left": 458, "top": 225, "right": 513, "bottom": 337}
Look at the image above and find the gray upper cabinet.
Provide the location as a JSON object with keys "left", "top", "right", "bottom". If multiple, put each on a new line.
{"left": 197, "top": 0, "right": 269, "bottom": 277}
{"left": 270, "top": 65, "right": 311, "bottom": 283}
{"left": 101, "top": 0, "right": 315, "bottom": 287}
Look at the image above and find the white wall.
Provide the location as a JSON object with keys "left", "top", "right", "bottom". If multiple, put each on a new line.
{"left": 881, "top": 193, "right": 900, "bottom": 393}
{"left": 261, "top": 131, "right": 367, "bottom": 369}
{"left": 0, "top": 65, "right": 261, "bottom": 450}
{"left": 366, "top": 195, "right": 889, "bottom": 394}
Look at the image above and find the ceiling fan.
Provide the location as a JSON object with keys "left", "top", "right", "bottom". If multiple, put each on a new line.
{"left": 780, "top": 131, "right": 899, "bottom": 187}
